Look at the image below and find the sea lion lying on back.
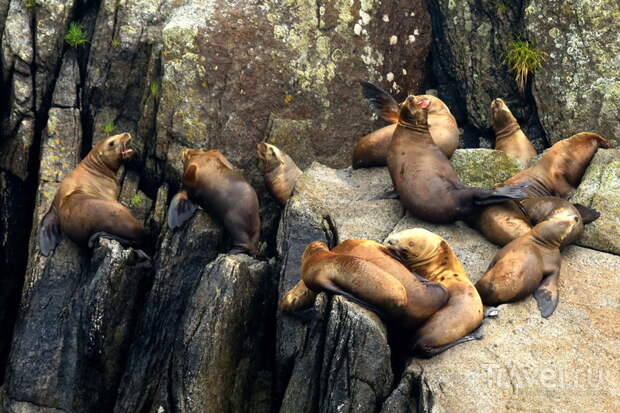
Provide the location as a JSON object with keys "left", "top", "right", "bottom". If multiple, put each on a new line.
{"left": 352, "top": 81, "right": 459, "bottom": 168}
{"left": 167, "top": 149, "right": 261, "bottom": 255}
{"left": 476, "top": 197, "right": 589, "bottom": 318}
{"left": 38, "top": 133, "right": 145, "bottom": 256}
{"left": 256, "top": 142, "right": 302, "bottom": 205}
{"left": 386, "top": 95, "right": 530, "bottom": 224}
{"left": 490, "top": 98, "right": 537, "bottom": 165}
{"left": 469, "top": 132, "right": 609, "bottom": 246}
{"left": 280, "top": 239, "right": 449, "bottom": 328}
{"left": 386, "top": 229, "right": 487, "bottom": 357}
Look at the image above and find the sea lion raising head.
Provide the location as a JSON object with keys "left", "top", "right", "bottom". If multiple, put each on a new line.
{"left": 256, "top": 142, "right": 302, "bottom": 205}
{"left": 490, "top": 98, "right": 537, "bottom": 165}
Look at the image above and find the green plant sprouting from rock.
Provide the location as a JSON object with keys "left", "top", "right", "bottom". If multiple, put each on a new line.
{"left": 65, "top": 22, "right": 88, "bottom": 48}
{"left": 111, "top": 38, "right": 121, "bottom": 48}
{"left": 103, "top": 121, "right": 115, "bottom": 136}
{"left": 23, "top": 0, "right": 36, "bottom": 8}
{"left": 130, "top": 193, "right": 143, "bottom": 207}
{"left": 150, "top": 81, "right": 160, "bottom": 97}
{"left": 504, "top": 39, "right": 548, "bottom": 91}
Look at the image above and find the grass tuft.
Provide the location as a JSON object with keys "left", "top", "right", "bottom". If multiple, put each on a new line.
{"left": 149, "top": 81, "right": 160, "bottom": 97}
{"left": 103, "top": 121, "right": 115, "bottom": 136}
{"left": 130, "top": 193, "right": 143, "bottom": 207}
{"left": 504, "top": 40, "right": 548, "bottom": 91}
{"left": 65, "top": 22, "right": 88, "bottom": 48}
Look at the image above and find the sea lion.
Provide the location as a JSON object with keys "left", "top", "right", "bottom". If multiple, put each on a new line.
{"left": 352, "top": 82, "right": 459, "bottom": 168}
{"left": 38, "top": 133, "right": 145, "bottom": 256}
{"left": 475, "top": 198, "right": 585, "bottom": 318}
{"left": 256, "top": 142, "right": 302, "bottom": 205}
{"left": 386, "top": 95, "right": 529, "bottom": 223}
{"left": 280, "top": 239, "right": 450, "bottom": 328}
{"left": 385, "top": 228, "right": 485, "bottom": 357}
{"left": 167, "top": 149, "right": 260, "bottom": 255}
{"left": 469, "top": 132, "right": 610, "bottom": 245}
{"left": 491, "top": 98, "right": 536, "bottom": 165}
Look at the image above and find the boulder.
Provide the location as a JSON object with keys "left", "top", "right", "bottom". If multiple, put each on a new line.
{"left": 450, "top": 149, "right": 525, "bottom": 187}
{"left": 5, "top": 239, "right": 152, "bottom": 413}
{"left": 572, "top": 149, "right": 620, "bottom": 255}
{"left": 526, "top": 0, "right": 620, "bottom": 147}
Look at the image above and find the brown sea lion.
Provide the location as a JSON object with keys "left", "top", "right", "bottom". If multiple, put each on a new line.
{"left": 386, "top": 95, "right": 530, "bottom": 223}
{"left": 352, "top": 82, "right": 459, "bottom": 168}
{"left": 167, "top": 149, "right": 260, "bottom": 255}
{"left": 491, "top": 98, "right": 537, "bottom": 165}
{"left": 280, "top": 239, "right": 449, "bottom": 328}
{"left": 256, "top": 142, "right": 302, "bottom": 205}
{"left": 38, "top": 133, "right": 145, "bottom": 256}
{"left": 469, "top": 132, "right": 610, "bottom": 246}
{"left": 385, "top": 228, "right": 485, "bottom": 357}
{"left": 475, "top": 198, "right": 585, "bottom": 318}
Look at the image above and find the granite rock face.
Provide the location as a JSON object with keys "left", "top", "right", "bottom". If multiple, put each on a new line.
{"left": 526, "top": 0, "right": 620, "bottom": 147}
{"left": 450, "top": 148, "right": 525, "bottom": 187}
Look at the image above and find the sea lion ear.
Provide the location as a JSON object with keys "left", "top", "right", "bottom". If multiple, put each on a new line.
{"left": 39, "top": 209, "right": 61, "bottom": 256}
{"left": 360, "top": 81, "right": 399, "bottom": 123}
{"left": 182, "top": 164, "right": 198, "bottom": 187}
{"left": 167, "top": 190, "right": 198, "bottom": 229}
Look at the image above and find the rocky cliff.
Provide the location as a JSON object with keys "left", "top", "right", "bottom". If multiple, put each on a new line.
{"left": 0, "top": 0, "right": 618, "bottom": 412}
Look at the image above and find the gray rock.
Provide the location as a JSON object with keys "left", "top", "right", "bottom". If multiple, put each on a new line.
{"left": 572, "top": 149, "right": 620, "bottom": 255}
{"left": 5, "top": 239, "right": 151, "bottom": 412}
{"left": 450, "top": 149, "right": 525, "bottom": 187}
{"left": 526, "top": 0, "right": 620, "bottom": 147}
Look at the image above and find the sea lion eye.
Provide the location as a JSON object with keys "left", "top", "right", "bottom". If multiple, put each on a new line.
{"left": 108, "top": 141, "right": 115, "bottom": 147}
{"left": 408, "top": 241, "right": 414, "bottom": 247}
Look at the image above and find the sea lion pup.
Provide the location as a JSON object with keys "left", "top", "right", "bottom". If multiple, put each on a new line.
{"left": 476, "top": 198, "right": 585, "bottom": 318}
{"left": 256, "top": 142, "right": 302, "bottom": 205}
{"left": 385, "top": 229, "right": 485, "bottom": 357}
{"left": 352, "top": 81, "right": 459, "bottom": 168}
{"left": 280, "top": 239, "right": 449, "bottom": 328}
{"left": 167, "top": 149, "right": 260, "bottom": 255}
{"left": 470, "top": 132, "right": 610, "bottom": 245}
{"left": 386, "top": 95, "right": 530, "bottom": 223}
{"left": 38, "top": 133, "right": 145, "bottom": 256}
{"left": 490, "top": 98, "right": 536, "bottom": 165}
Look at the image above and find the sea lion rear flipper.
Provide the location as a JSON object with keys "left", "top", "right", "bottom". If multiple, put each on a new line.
{"left": 472, "top": 183, "right": 531, "bottom": 206}
{"left": 167, "top": 190, "right": 199, "bottom": 229}
{"left": 572, "top": 203, "right": 600, "bottom": 224}
{"left": 369, "top": 190, "right": 399, "bottom": 201}
{"left": 534, "top": 271, "right": 559, "bottom": 318}
{"left": 39, "top": 209, "right": 61, "bottom": 256}
{"left": 415, "top": 320, "right": 488, "bottom": 358}
{"left": 359, "top": 81, "right": 399, "bottom": 123}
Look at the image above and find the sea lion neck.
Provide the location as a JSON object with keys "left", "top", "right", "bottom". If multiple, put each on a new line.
{"left": 81, "top": 149, "right": 119, "bottom": 181}
{"left": 494, "top": 122, "right": 521, "bottom": 142}
{"left": 530, "top": 223, "right": 564, "bottom": 249}
{"left": 396, "top": 120, "right": 430, "bottom": 137}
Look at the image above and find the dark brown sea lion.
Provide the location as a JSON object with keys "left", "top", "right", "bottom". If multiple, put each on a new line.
{"left": 469, "top": 132, "right": 610, "bottom": 246}
{"left": 167, "top": 149, "right": 260, "bottom": 255}
{"left": 256, "top": 142, "right": 302, "bottom": 205}
{"left": 385, "top": 228, "right": 485, "bottom": 357}
{"left": 38, "top": 133, "right": 145, "bottom": 256}
{"left": 491, "top": 98, "right": 537, "bottom": 165}
{"left": 475, "top": 198, "right": 586, "bottom": 318}
{"left": 352, "top": 82, "right": 459, "bottom": 168}
{"left": 386, "top": 95, "right": 530, "bottom": 223}
{"left": 280, "top": 239, "right": 449, "bottom": 328}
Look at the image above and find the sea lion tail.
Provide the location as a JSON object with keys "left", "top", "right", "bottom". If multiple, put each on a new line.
{"left": 39, "top": 208, "right": 61, "bottom": 256}
{"left": 472, "top": 183, "right": 531, "bottom": 206}
{"left": 359, "top": 81, "right": 400, "bottom": 123}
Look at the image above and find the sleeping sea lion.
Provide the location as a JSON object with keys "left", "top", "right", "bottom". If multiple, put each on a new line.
{"left": 469, "top": 132, "right": 610, "bottom": 245}
{"left": 38, "top": 133, "right": 145, "bottom": 256}
{"left": 256, "top": 142, "right": 302, "bottom": 205}
{"left": 491, "top": 98, "right": 537, "bottom": 165}
{"left": 352, "top": 81, "right": 459, "bottom": 168}
{"left": 385, "top": 228, "right": 485, "bottom": 357}
{"left": 475, "top": 198, "right": 586, "bottom": 318}
{"left": 167, "top": 149, "right": 260, "bottom": 255}
{"left": 280, "top": 239, "right": 449, "bottom": 328}
{"left": 386, "top": 95, "right": 530, "bottom": 223}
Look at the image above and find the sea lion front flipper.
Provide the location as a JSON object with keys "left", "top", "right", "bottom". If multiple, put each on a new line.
{"left": 359, "top": 81, "right": 399, "bottom": 123}
{"left": 369, "top": 190, "right": 399, "bottom": 201}
{"left": 534, "top": 271, "right": 559, "bottom": 318}
{"left": 415, "top": 320, "right": 487, "bottom": 359}
{"left": 39, "top": 208, "right": 61, "bottom": 256}
{"left": 572, "top": 203, "right": 600, "bottom": 224}
{"left": 167, "top": 190, "right": 199, "bottom": 229}
{"left": 472, "top": 183, "right": 531, "bottom": 205}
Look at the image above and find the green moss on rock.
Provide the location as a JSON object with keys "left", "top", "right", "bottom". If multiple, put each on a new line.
{"left": 451, "top": 149, "right": 524, "bottom": 188}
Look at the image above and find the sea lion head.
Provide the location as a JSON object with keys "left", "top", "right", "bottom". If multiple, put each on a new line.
{"left": 535, "top": 207, "right": 583, "bottom": 247}
{"left": 181, "top": 148, "right": 203, "bottom": 166}
{"left": 94, "top": 133, "right": 134, "bottom": 171}
{"left": 256, "top": 142, "right": 284, "bottom": 171}
{"left": 490, "top": 98, "right": 517, "bottom": 132}
{"left": 385, "top": 228, "right": 443, "bottom": 266}
{"left": 398, "top": 95, "right": 431, "bottom": 128}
